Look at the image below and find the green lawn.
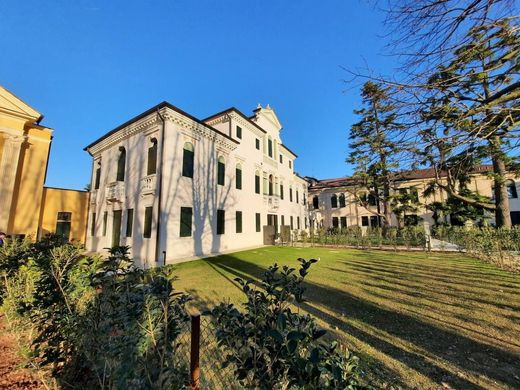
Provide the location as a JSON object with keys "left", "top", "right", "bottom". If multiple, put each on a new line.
{"left": 168, "top": 247, "right": 520, "bottom": 389}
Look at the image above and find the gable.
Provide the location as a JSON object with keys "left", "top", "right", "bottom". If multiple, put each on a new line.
{"left": 0, "top": 86, "right": 42, "bottom": 122}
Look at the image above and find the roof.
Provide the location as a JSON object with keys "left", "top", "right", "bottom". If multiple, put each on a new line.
{"left": 309, "top": 165, "right": 494, "bottom": 190}
{"left": 0, "top": 85, "right": 43, "bottom": 123}
{"left": 84, "top": 101, "right": 239, "bottom": 152}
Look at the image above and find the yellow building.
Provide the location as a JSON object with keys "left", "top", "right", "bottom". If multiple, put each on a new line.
{"left": 0, "top": 86, "right": 88, "bottom": 242}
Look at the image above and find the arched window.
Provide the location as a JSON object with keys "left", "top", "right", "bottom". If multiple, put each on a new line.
{"left": 147, "top": 138, "right": 158, "bottom": 175}
{"left": 217, "top": 156, "right": 225, "bottom": 185}
{"left": 268, "top": 137, "right": 273, "bottom": 158}
{"left": 331, "top": 194, "right": 338, "bottom": 208}
{"left": 507, "top": 180, "right": 518, "bottom": 199}
{"left": 255, "top": 170, "right": 260, "bottom": 194}
{"left": 236, "top": 163, "right": 242, "bottom": 190}
{"left": 182, "top": 142, "right": 194, "bottom": 178}
{"left": 339, "top": 194, "right": 346, "bottom": 208}
{"left": 269, "top": 174, "right": 274, "bottom": 195}
{"left": 94, "top": 160, "right": 101, "bottom": 189}
{"left": 313, "top": 196, "right": 319, "bottom": 210}
{"left": 116, "top": 147, "right": 126, "bottom": 182}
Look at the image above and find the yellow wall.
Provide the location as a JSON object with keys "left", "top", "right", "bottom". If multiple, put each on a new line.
{"left": 8, "top": 125, "right": 52, "bottom": 237}
{"left": 40, "top": 187, "right": 89, "bottom": 243}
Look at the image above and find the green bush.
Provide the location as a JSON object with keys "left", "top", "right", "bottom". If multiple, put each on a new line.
{"left": 209, "top": 258, "right": 368, "bottom": 389}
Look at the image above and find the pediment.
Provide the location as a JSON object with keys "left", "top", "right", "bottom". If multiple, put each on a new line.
{"left": 0, "top": 86, "right": 42, "bottom": 122}
{"left": 254, "top": 104, "right": 282, "bottom": 130}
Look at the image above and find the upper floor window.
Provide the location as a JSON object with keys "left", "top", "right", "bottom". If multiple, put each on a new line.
{"left": 279, "top": 154, "right": 283, "bottom": 163}
{"left": 280, "top": 183, "right": 284, "bottom": 200}
{"left": 255, "top": 171, "right": 260, "bottom": 194}
{"left": 289, "top": 186, "right": 293, "bottom": 202}
{"left": 507, "top": 180, "right": 518, "bottom": 199}
{"left": 269, "top": 175, "right": 274, "bottom": 196}
{"left": 217, "top": 156, "right": 225, "bottom": 186}
{"left": 147, "top": 138, "right": 158, "bottom": 175}
{"left": 94, "top": 161, "right": 101, "bottom": 189}
{"left": 289, "top": 160, "right": 292, "bottom": 169}
{"left": 182, "top": 142, "right": 194, "bottom": 178}
{"left": 116, "top": 147, "right": 126, "bottom": 182}
{"left": 236, "top": 126, "right": 242, "bottom": 139}
{"left": 331, "top": 194, "right": 338, "bottom": 208}
{"left": 236, "top": 163, "right": 242, "bottom": 190}
{"left": 339, "top": 194, "right": 346, "bottom": 208}
{"left": 268, "top": 137, "right": 273, "bottom": 158}
{"left": 313, "top": 196, "right": 319, "bottom": 209}
{"left": 256, "top": 138, "right": 260, "bottom": 150}
{"left": 296, "top": 190, "right": 299, "bottom": 204}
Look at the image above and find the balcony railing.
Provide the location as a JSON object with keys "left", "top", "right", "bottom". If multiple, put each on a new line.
{"left": 141, "top": 174, "right": 157, "bottom": 196}
{"left": 90, "top": 190, "right": 97, "bottom": 204}
{"left": 105, "top": 181, "right": 125, "bottom": 202}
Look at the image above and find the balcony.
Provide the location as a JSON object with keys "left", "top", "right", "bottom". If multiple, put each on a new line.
{"left": 105, "top": 182, "right": 125, "bottom": 203}
{"left": 141, "top": 174, "right": 157, "bottom": 196}
{"left": 264, "top": 195, "right": 280, "bottom": 212}
{"left": 263, "top": 155, "right": 278, "bottom": 168}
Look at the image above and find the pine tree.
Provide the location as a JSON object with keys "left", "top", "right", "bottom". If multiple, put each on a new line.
{"left": 348, "top": 81, "right": 405, "bottom": 227}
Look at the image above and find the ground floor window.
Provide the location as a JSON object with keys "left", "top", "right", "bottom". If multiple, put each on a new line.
{"left": 511, "top": 211, "right": 520, "bottom": 226}
{"left": 340, "top": 216, "right": 347, "bottom": 228}
{"left": 332, "top": 217, "right": 339, "bottom": 229}
{"left": 144, "top": 207, "right": 153, "bottom": 238}
{"left": 180, "top": 207, "right": 192, "bottom": 237}
{"left": 236, "top": 211, "right": 242, "bottom": 233}
{"left": 217, "top": 209, "right": 225, "bottom": 235}
{"left": 126, "top": 209, "right": 134, "bottom": 237}
{"left": 404, "top": 214, "right": 419, "bottom": 226}
{"left": 297, "top": 216, "right": 300, "bottom": 229}
{"left": 281, "top": 215, "right": 285, "bottom": 226}
{"left": 370, "top": 215, "right": 381, "bottom": 228}
{"left": 90, "top": 212, "right": 96, "bottom": 236}
{"left": 361, "top": 216, "right": 369, "bottom": 227}
{"left": 102, "top": 212, "right": 108, "bottom": 236}
{"left": 290, "top": 216, "right": 294, "bottom": 230}
{"left": 56, "top": 212, "right": 71, "bottom": 241}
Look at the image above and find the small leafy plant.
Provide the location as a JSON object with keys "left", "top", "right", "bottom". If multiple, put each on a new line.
{"left": 210, "top": 258, "right": 367, "bottom": 389}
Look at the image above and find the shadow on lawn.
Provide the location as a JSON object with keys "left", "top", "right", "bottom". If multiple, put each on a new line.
{"left": 204, "top": 253, "right": 520, "bottom": 389}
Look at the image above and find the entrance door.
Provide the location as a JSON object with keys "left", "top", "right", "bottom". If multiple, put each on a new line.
{"left": 112, "top": 210, "right": 122, "bottom": 247}
{"left": 267, "top": 214, "right": 278, "bottom": 235}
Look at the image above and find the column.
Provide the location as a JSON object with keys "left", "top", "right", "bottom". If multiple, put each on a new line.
{"left": 0, "top": 133, "right": 24, "bottom": 232}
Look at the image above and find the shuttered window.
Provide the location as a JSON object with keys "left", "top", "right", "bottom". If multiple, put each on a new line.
{"left": 180, "top": 207, "right": 192, "bottom": 237}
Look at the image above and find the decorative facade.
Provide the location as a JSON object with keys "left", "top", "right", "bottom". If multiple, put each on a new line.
{"left": 0, "top": 86, "right": 88, "bottom": 242}
{"left": 307, "top": 167, "right": 520, "bottom": 229}
{"left": 85, "top": 102, "right": 308, "bottom": 267}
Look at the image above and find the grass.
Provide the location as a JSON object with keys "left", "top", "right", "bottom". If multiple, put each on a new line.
{"left": 168, "top": 246, "right": 520, "bottom": 389}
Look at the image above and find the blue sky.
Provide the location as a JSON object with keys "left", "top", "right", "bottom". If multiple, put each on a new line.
{"left": 1, "top": 0, "right": 397, "bottom": 190}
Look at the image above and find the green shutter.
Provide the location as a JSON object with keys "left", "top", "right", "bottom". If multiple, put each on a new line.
{"left": 217, "top": 210, "right": 225, "bottom": 235}
{"left": 255, "top": 175, "right": 260, "bottom": 194}
{"left": 256, "top": 213, "right": 261, "bottom": 232}
{"left": 144, "top": 207, "right": 153, "bottom": 238}
{"left": 126, "top": 209, "right": 134, "bottom": 237}
{"left": 182, "top": 149, "right": 194, "bottom": 178}
{"left": 236, "top": 168, "right": 242, "bottom": 189}
{"left": 236, "top": 211, "right": 242, "bottom": 233}
{"left": 217, "top": 162, "right": 225, "bottom": 185}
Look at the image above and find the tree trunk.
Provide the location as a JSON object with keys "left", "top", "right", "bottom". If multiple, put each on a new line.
{"left": 490, "top": 137, "right": 511, "bottom": 228}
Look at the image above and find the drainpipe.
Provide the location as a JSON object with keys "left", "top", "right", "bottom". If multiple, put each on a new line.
{"left": 155, "top": 108, "right": 166, "bottom": 266}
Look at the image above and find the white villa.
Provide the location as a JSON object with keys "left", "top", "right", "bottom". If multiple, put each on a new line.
{"left": 85, "top": 102, "right": 308, "bottom": 267}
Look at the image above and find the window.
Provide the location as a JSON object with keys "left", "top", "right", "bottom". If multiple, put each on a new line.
{"left": 268, "top": 138, "right": 273, "bottom": 157}
{"left": 280, "top": 184, "right": 284, "bottom": 200}
{"left": 370, "top": 215, "right": 381, "bottom": 227}
{"left": 404, "top": 214, "right": 418, "bottom": 226}
{"left": 144, "top": 207, "right": 153, "bottom": 238}
{"left": 102, "top": 211, "right": 108, "bottom": 236}
{"left": 217, "top": 156, "right": 225, "bottom": 186}
{"left": 116, "top": 147, "right": 126, "bottom": 182}
{"left": 147, "top": 139, "right": 158, "bottom": 175}
{"left": 290, "top": 216, "right": 294, "bottom": 230}
{"left": 236, "top": 164, "right": 242, "bottom": 190}
{"left": 217, "top": 209, "right": 225, "bottom": 235}
{"left": 296, "top": 190, "right": 299, "bottom": 204}
{"left": 94, "top": 162, "right": 101, "bottom": 189}
{"left": 255, "top": 138, "right": 260, "bottom": 150}
{"left": 236, "top": 211, "right": 242, "bottom": 233}
{"left": 313, "top": 196, "right": 319, "bottom": 209}
{"left": 340, "top": 216, "right": 347, "bottom": 228}
{"left": 268, "top": 175, "right": 274, "bottom": 196}
{"left": 331, "top": 195, "right": 338, "bottom": 208}
{"left": 511, "top": 211, "right": 520, "bottom": 226}
{"left": 91, "top": 212, "right": 96, "bottom": 236}
{"left": 289, "top": 187, "right": 293, "bottom": 202}
{"left": 236, "top": 126, "right": 242, "bottom": 139}
{"left": 180, "top": 207, "right": 192, "bottom": 237}
{"left": 289, "top": 160, "right": 292, "bottom": 169}
{"left": 279, "top": 154, "right": 283, "bottom": 163}
{"left": 332, "top": 217, "right": 339, "bottom": 229}
{"left": 255, "top": 172, "right": 260, "bottom": 194}
{"left": 56, "top": 212, "right": 71, "bottom": 240}
{"left": 182, "top": 142, "right": 194, "bottom": 178}
{"left": 256, "top": 213, "right": 261, "bottom": 232}
{"left": 339, "top": 194, "right": 346, "bottom": 208}
{"left": 367, "top": 193, "right": 377, "bottom": 206}
{"left": 361, "top": 216, "right": 369, "bottom": 227}
{"left": 297, "top": 216, "right": 300, "bottom": 229}
{"left": 281, "top": 215, "right": 285, "bottom": 226}
{"left": 305, "top": 217, "right": 308, "bottom": 229}
{"left": 507, "top": 181, "right": 518, "bottom": 199}
{"left": 126, "top": 209, "right": 134, "bottom": 237}
{"left": 410, "top": 188, "right": 419, "bottom": 203}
